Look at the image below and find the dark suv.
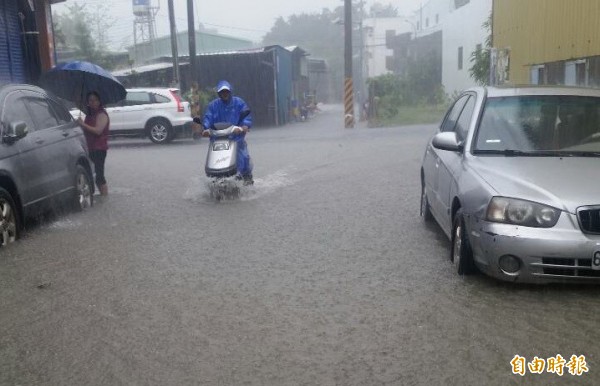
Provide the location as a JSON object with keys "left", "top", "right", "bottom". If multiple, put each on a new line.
{"left": 0, "top": 84, "right": 94, "bottom": 247}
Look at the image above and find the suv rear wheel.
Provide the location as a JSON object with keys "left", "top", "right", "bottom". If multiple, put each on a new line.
{"left": 147, "top": 118, "right": 173, "bottom": 144}
{"left": 0, "top": 187, "right": 19, "bottom": 246}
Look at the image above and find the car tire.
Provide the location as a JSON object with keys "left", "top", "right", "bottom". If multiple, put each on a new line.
{"left": 0, "top": 187, "right": 19, "bottom": 246}
{"left": 451, "top": 208, "right": 477, "bottom": 275}
{"left": 73, "top": 165, "right": 93, "bottom": 211}
{"left": 147, "top": 118, "right": 173, "bottom": 144}
{"left": 420, "top": 186, "right": 433, "bottom": 222}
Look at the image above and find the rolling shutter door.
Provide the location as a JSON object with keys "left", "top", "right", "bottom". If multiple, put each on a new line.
{"left": 0, "top": 0, "right": 25, "bottom": 83}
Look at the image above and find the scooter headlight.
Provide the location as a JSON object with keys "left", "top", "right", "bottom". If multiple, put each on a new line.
{"left": 486, "top": 197, "right": 560, "bottom": 228}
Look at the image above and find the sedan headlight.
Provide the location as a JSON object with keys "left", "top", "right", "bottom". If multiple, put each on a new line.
{"left": 486, "top": 197, "right": 561, "bottom": 227}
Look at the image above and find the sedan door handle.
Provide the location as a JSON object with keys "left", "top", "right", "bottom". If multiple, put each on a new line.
{"left": 35, "top": 139, "right": 44, "bottom": 144}
{"left": 62, "top": 131, "right": 70, "bottom": 137}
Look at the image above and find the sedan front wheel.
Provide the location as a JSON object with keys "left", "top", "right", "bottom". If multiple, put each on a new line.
{"left": 451, "top": 209, "right": 476, "bottom": 275}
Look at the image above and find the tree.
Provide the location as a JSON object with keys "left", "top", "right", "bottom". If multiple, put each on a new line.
{"left": 262, "top": 8, "right": 345, "bottom": 99}
{"left": 369, "top": 2, "right": 398, "bottom": 18}
{"left": 469, "top": 13, "right": 492, "bottom": 86}
{"left": 52, "top": 2, "right": 116, "bottom": 69}
{"left": 262, "top": 3, "right": 393, "bottom": 101}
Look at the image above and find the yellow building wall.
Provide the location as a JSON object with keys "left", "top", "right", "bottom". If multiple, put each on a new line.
{"left": 493, "top": 0, "right": 600, "bottom": 84}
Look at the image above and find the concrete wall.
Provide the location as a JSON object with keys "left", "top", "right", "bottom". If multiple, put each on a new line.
{"left": 442, "top": 0, "right": 492, "bottom": 95}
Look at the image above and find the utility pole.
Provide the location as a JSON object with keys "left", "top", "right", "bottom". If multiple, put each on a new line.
{"left": 187, "top": 0, "right": 197, "bottom": 85}
{"left": 344, "top": 0, "right": 354, "bottom": 128}
{"left": 168, "top": 0, "right": 180, "bottom": 88}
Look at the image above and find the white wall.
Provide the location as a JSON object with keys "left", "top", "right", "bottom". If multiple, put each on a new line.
{"left": 441, "top": 0, "right": 493, "bottom": 95}
{"left": 363, "top": 0, "right": 492, "bottom": 97}
{"left": 363, "top": 17, "right": 411, "bottom": 78}
{"left": 409, "top": 0, "right": 452, "bottom": 38}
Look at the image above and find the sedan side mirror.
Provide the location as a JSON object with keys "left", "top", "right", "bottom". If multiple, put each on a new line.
{"left": 3, "top": 121, "right": 28, "bottom": 144}
{"left": 432, "top": 131, "right": 463, "bottom": 152}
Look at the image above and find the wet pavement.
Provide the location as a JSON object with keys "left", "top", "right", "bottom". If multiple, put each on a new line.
{"left": 1, "top": 105, "right": 599, "bottom": 385}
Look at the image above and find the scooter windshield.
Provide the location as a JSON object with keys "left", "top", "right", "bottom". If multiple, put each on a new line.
{"left": 213, "top": 122, "right": 232, "bottom": 130}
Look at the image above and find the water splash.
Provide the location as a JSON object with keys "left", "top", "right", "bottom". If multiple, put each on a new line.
{"left": 239, "top": 170, "right": 293, "bottom": 201}
{"left": 48, "top": 219, "right": 83, "bottom": 229}
{"left": 183, "top": 170, "right": 295, "bottom": 203}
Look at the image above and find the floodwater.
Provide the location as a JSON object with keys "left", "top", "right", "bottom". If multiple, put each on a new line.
{"left": 1, "top": 105, "right": 599, "bottom": 385}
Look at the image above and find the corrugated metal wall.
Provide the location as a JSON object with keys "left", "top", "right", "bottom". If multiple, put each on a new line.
{"left": 0, "top": 0, "right": 25, "bottom": 83}
{"left": 493, "top": 0, "right": 600, "bottom": 84}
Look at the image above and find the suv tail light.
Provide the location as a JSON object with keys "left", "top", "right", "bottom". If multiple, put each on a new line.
{"left": 170, "top": 90, "right": 184, "bottom": 112}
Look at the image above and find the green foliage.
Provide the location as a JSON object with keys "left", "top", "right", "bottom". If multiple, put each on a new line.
{"left": 372, "top": 105, "right": 448, "bottom": 127}
{"left": 468, "top": 13, "right": 492, "bottom": 86}
{"left": 368, "top": 52, "right": 445, "bottom": 110}
{"left": 369, "top": 2, "right": 399, "bottom": 17}
{"left": 52, "top": 2, "right": 116, "bottom": 70}
{"left": 262, "top": 6, "right": 352, "bottom": 99}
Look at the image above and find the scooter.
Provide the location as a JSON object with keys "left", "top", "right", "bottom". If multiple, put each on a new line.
{"left": 194, "top": 110, "right": 250, "bottom": 201}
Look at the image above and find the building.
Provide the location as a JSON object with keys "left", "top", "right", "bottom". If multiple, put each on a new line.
{"left": 441, "top": 0, "right": 492, "bottom": 95}
{"left": 362, "top": 17, "right": 413, "bottom": 79}
{"left": 114, "top": 45, "right": 302, "bottom": 127}
{"left": 368, "top": 0, "right": 491, "bottom": 96}
{"left": 1, "top": 0, "right": 65, "bottom": 84}
{"left": 129, "top": 30, "right": 255, "bottom": 66}
{"left": 492, "top": 0, "right": 600, "bottom": 87}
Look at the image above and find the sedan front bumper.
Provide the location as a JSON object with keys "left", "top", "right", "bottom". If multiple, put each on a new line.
{"left": 468, "top": 213, "right": 600, "bottom": 283}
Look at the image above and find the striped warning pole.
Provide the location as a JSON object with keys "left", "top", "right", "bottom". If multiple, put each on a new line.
{"left": 344, "top": 78, "right": 354, "bottom": 128}
{"left": 343, "top": 0, "right": 354, "bottom": 128}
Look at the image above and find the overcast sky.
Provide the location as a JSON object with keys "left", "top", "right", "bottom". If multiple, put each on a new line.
{"left": 52, "top": 0, "right": 423, "bottom": 50}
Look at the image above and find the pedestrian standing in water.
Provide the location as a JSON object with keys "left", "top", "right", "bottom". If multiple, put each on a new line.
{"left": 77, "top": 91, "right": 110, "bottom": 196}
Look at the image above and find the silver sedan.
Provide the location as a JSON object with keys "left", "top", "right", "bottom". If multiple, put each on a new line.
{"left": 421, "top": 86, "right": 600, "bottom": 283}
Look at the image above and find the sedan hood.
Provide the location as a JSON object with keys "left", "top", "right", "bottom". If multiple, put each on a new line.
{"left": 468, "top": 156, "right": 600, "bottom": 213}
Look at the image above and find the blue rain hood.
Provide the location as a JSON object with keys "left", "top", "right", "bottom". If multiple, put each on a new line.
{"left": 216, "top": 80, "right": 232, "bottom": 93}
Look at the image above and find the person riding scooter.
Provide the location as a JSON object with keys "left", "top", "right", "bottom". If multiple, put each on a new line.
{"left": 196, "top": 80, "right": 254, "bottom": 185}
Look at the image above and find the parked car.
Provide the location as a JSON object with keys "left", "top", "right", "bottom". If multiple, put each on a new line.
{"left": 0, "top": 83, "right": 94, "bottom": 247}
{"left": 71, "top": 88, "right": 194, "bottom": 144}
{"left": 420, "top": 86, "right": 600, "bottom": 283}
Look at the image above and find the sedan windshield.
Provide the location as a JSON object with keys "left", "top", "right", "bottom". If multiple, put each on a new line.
{"left": 474, "top": 95, "right": 600, "bottom": 155}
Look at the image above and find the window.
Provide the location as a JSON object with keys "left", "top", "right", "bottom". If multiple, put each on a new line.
{"left": 441, "top": 95, "right": 470, "bottom": 132}
{"left": 455, "top": 96, "right": 475, "bottom": 141}
{"left": 458, "top": 47, "right": 464, "bottom": 70}
{"left": 426, "top": 18, "right": 429, "bottom": 28}
{"left": 576, "top": 62, "right": 587, "bottom": 85}
{"left": 475, "top": 96, "right": 600, "bottom": 152}
{"left": 48, "top": 99, "right": 73, "bottom": 125}
{"left": 436, "top": 14, "right": 439, "bottom": 24}
{"left": 2, "top": 93, "right": 35, "bottom": 134}
{"left": 24, "top": 97, "right": 59, "bottom": 131}
{"left": 125, "top": 92, "right": 152, "bottom": 106}
{"left": 154, "top": 94, "right": 171, "bottom": 104}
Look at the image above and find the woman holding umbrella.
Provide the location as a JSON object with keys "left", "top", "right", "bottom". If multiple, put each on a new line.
{"left": 77, "top": 91, "right": 110, "bottom": 196}
{"left": 40, "top": 61, "right": 125, "bottom": 197}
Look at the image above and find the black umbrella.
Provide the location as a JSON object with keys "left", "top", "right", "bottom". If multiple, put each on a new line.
{"left": 40, "top": 60, "right": 126, "bottom": 106}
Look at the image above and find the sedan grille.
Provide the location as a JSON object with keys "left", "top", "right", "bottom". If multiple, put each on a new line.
{"left": 578, "top": 207, "right": 600, "bottom": 234}
{"left": 539, "top": 257, "right": 600, "bottom": 278}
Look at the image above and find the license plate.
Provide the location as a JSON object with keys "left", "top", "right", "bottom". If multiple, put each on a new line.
{"left": 593, "top": 251, "right": 600, "bottom": 270}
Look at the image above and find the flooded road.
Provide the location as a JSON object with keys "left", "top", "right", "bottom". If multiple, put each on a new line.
{"left": 1, "top": 106, "right": 599, "bottom": 385}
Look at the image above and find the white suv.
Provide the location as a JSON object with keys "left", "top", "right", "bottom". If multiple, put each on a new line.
{"left": 72, "top": 88, "right": 193, "bottom": 144}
